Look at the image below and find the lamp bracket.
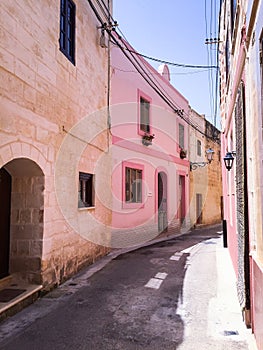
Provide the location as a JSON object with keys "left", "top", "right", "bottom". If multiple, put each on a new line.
{"left": 190, "top": 147, "right": 215, "bottom": 171}
{"left": 190, "top": 161, "right": 209, "bottom": 171}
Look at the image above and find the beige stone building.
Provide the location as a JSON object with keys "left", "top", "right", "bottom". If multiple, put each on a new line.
{"left": 0, "top": 0, "right": 112, "bottom": 292}
{"left": 188, "top": 109, "right": 222, "bottom": 227}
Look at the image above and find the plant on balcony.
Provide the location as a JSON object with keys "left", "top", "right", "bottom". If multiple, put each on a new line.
{"left": 179, "top": 148, "right": 187, "bottom": 159}
{"left": 142, "top": 133, "right": 155, "bottom": 146}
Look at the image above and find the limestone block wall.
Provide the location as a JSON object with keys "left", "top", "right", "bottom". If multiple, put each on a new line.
{"left": 202, "top": 138, "right": 222, "bottom": 225}
{"left": 10, "top": 175, "right": 44, "bottom": 284}
{"left": 0, "top": 0, "right": 112, "bottom": 288}
{"left": 188, "top": 110, "right": 206, "bottom": 227}
{"left": 189, "top": 111, "right": 222, "bottom": 227}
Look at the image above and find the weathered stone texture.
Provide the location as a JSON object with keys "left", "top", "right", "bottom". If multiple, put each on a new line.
{"left": 0, "top": 0, "right": 112, "bottom": 288}
{"left": 189, "top": 111, "right": 222, "bottom": 227}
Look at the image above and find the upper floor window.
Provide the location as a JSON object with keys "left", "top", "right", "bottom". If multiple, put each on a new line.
{"left": 125, "top": 167, "right": 142, "bottom": 203}
{"left": 197, "top": 140, "right": 202, "bottom": 156}
{"left": 179, "top": 123, "right": 185, "bottom": 149}
{"left": 60, "top": 0, "right": 76, "bottom": 65}
{"left": 140, "top": 97, "right": 150, "bottom": 133}
{"left": 78, "top": 172, "right": 94, "bottom": 208}
{"left": 231, "top": 0, "right": 237, "bottom": 33}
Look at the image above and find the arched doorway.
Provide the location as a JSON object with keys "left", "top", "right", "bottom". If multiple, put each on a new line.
{"left": 0, "top": 158, "right": 44, "bottom": 284}
{"left": 158, "top": 172, "right": 168, "bottom": 232}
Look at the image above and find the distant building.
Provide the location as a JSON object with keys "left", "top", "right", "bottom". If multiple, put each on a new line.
{"left": 188, "top": 110, "right": 222, "bottom": 227}
{"left": 219, "top": 0, "right": 263, "bottom": 347}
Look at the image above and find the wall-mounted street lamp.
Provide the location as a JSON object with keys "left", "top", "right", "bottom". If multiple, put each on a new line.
{"left": 223, "top": 151, "right": 236, "bottom": 171}
{"left": 190, "top": 148, "right": 215, "bottom": 171}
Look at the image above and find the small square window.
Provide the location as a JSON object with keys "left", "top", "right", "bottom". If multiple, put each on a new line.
{"left": 140, "top": 97, "right": 150, "bottom": 133}
{"left": 59, "top": 0, "right": 76, "bottom": 64}
{"left": 78, "top": 172, "right": 94, "bottom": 208}
{"left": 125, "top": 167, "right": 142, "bottom": 203}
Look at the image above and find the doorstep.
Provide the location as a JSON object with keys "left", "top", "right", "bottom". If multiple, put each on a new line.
{"left": 0, "top": 276, "right": 42, "bottom": 322}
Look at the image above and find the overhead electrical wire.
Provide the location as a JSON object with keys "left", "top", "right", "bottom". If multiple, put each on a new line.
{"left": 115, "top": 33, "right": 209, "bottom": 135}
{"left": 205, "top": 0, "right": 214, "bottom": 119}
{"left": 89, "top": 0, "right": 219, "bottom": 140}
{"left": 212, "top": 4, "right": 220, "bottom": 130}
{"left": 121, "top": 49, "right": 218, "bottom": 69}
{"left": 96, "top": 0, "right": 218, "bottom": 70}
{"left": 88, "top": 0, "right": 220, "bottom": 141}
{"left": 112, "top": 33, "right": 218, "bottom": 135}
{"left": 115, "top": 35, "right": 188, "bottom": 118}
{"left": 210, "top": 0, "right": 217, "bottom": 120}
{"left": 113, "top": 66, "right": 210, "bottom": 76}
{"left": 214, "top": 1, "right": 223, "bottom": 129}
{"left": 205, "top": 0, "right": 220, "bottom": 130}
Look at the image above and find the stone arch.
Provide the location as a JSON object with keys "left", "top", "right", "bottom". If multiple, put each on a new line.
{"left": 0, "top": 144, "right": 46, "bottom": 285}
{"left": 0, "top": 142, "right": 48, "bottom": 174}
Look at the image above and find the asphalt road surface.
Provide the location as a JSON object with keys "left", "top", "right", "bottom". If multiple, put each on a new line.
{"left": 0, "top": 225, "right": 254, "bottom": 349}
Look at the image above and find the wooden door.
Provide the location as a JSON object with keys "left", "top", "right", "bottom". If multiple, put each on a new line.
{"left": 158, "top": 172, "right": 168, "bottom": 232}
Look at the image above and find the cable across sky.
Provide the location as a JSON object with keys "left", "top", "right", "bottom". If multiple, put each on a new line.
{"left": 89, "top": 0, "right": 220, "bottom": 140}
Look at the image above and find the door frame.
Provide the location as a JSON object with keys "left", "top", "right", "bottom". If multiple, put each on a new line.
{"left": 0, "top": 167, "right": 12, "bottom": 279}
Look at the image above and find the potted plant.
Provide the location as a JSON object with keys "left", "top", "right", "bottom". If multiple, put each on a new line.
{"left": 142, "top": 133, "right": 155, "bottom": 146}
{"left": 180, "top": 148, "right": 187, "bottom": 159}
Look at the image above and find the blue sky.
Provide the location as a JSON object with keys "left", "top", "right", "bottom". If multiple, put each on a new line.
{"left": 113, "top": 0, "right": 220, "bottom": 128}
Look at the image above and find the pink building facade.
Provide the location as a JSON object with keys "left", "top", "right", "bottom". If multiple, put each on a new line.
{"left": 110, "top": 38, "right": 190, "bottom": 248}
{"left": 219, "top": 1, "right": 263, "bottom": 347}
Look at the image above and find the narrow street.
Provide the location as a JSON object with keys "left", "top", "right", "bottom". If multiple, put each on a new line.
{"left": 0, "top": 225, "right": 255, "bottom": 350}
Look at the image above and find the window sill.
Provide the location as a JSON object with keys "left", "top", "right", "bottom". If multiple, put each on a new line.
{"left": 78, "top": 206, "right": 95, "bottom": 211}
{"left": 59, "top": 47, "right": 75, "bottom": 66}
{"left": 122, "top": 202, "right": 144, "bottom": 209}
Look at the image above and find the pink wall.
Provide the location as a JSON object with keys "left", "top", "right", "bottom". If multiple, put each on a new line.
{"left": 251, "top": 257, "right": 263, "bottom": 348}
{"left": 110, "top": 40, "right": 190, "bottom": 236}
{"left": 221, "top": 136, "right": 239, "bottom": 275}
{"left": 220, "top": 42, "right": 247, "bottom": 277}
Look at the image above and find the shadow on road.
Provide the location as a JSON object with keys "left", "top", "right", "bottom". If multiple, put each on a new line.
{"left": 94, "top": 224, "right": 223, "bottom": 349}
{"left": 0, "top": 224, "right": 223, "bottom": 350}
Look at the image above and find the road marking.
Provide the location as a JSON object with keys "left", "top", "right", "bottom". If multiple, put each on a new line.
{"left": 170, "top": 255, "right": 180, "bottom": 261}
{"left": 145, "top": 271, "right": 168, "bottom": 289}
{"left": 155, "top": 272, "right": 168, "bottom": 280}
{"left": 170, "top": 252, "right": 183, "bottom": 261}
{"left": 145, "top": 278, "right": 163, "bottom": 289}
